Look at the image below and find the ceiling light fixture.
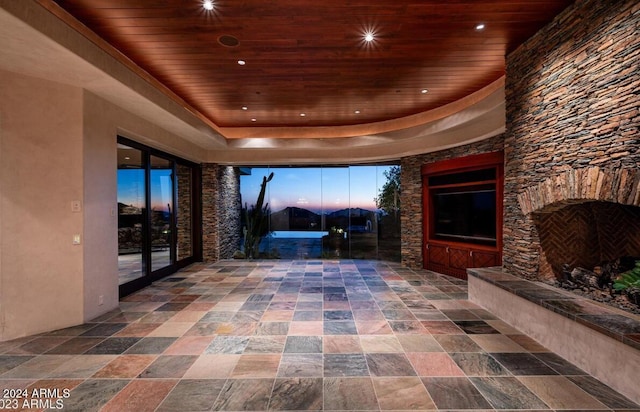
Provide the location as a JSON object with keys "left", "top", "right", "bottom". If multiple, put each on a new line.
{"left": 300, "top": 113, "right": 306, "bottom": 117}
{"left": 242, "top": 106, "right": 248, "bottom": 110}
{"left": 202, "top": 0, "right": 214, "bottom": 11}
{"left": 358, "top": 23, "right": 380, "bottom": 49}
{"left": 354, "top": 110, "right": 361, "bottom": 114}
{"left": 475, "top": 23, "right": 485, "bottom": 30}
{"left": 251, "top": 118, "right": 257, "bottom": 122}
{"left": 237, "top": 60, "right": 246, "bottom": 65}
{"left": 218, "top": 35, "right": 240, "bottom": 48}
{"left": 421, "top": 89, "right": 429, "bottom": 94}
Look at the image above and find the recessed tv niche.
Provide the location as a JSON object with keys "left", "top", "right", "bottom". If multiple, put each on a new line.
{"left": 432, "top": 186, "right": 496, "bottom": 245}
{"left": 421, "top": 151, "right": 503, "bottom": 279}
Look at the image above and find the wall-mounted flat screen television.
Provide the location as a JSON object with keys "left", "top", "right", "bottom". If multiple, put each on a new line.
{"left": 432, "top": 188, "right": 496, "bottom": 245}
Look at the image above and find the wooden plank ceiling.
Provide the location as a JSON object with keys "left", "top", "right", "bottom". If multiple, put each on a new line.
{"left": 49, "top": 0, "right": 574, "bottom": 130}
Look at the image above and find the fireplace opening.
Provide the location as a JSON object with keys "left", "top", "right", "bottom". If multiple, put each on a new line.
{"left": 533, "top": 201, "right": 640, "bottom": 314}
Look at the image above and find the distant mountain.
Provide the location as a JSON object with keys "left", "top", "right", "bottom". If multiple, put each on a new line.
{"left": 324, "top": 208, "right": 377, "bottom": 233}
{"left": 327, "top": 207, "right": 375, "bottom": 217}
{"left": 270, "top": 207, "right": 321, "bottom": 231}
{"left": 271, "top": 206, "right": 319, "bottom": 218}
{"left": 266, "top": 206, "right": 379, "bottom": 232}
{"left": 118, "top": 202, "right": 142, "bottom": 215}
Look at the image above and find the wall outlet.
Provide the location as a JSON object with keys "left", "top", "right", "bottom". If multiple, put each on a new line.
{"left": 98, "top": 295, "right": 104, "bottom": 306}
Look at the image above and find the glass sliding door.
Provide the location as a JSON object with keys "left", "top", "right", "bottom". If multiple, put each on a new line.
{"left": 239, "top": 164, "right": 401, "bottom": 261}
{"left": 150, "top": 155, "right": 174, "bottom": 272}
{"left": 271, "top": 167, "right": 322, "bottom": 259}
{"left": 321, "top": 167, "right": 350, "bottom": 258}
{"left": 376, "top": 165, "right": 401, "bottom": 261}
{"left": 117, "top": 137, "right": 200, "bottom": 297}
{"left": 117, "top": 144, "right": 146, "bottom": 285}
{"left": 349, "top": 166, "right": 379, "bottom": 259}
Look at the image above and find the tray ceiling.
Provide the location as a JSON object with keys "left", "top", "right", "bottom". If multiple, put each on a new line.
{"left": 47, "top": 0, "right": 573, "bottom": 135}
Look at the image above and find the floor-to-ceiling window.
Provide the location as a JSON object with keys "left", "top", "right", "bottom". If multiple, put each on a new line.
{"left": 117, "top": 144, "right": 146, "bottom": 284}
{"left": 150, "top": 155, "right": 174, "bottom": 272}
{"left": 117, "top": 137, "right": 201, "bottom": 296}
{"left": 240, "top": 164, "right": 400, "bottom": 261}
{"left": 321, "top": 167, "right": 350, "bottom": 258}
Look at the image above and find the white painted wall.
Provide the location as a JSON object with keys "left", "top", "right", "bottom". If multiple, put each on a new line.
{"left": 0, "top": 70, "right": 85, "bottom": 340}
{"left": 82, "top": 91, "right": 119, "bottom": 322}
{"left": 0, "top": 71, "right": 205, "bottom": 341}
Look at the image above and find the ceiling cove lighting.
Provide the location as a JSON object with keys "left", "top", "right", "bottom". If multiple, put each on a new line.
{"left": 202, "top": 0, "right": 214, "bottom": 11}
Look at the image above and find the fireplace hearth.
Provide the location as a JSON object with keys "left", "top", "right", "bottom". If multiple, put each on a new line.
{"left": 468, "top": 266, "right": 640, "bottom": 405}
{"left": 532, "top": 200, "right": 640, "bottom": 282}
{"left": 527, "top": 197, "right": 640, "bottom": 316}
{"left": 554, "top": 256, "right": 640, "bottom": 315}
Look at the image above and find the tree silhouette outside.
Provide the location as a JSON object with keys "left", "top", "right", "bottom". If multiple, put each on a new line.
{"left": 375, "top": 165, "right": 401, "bottom": 215}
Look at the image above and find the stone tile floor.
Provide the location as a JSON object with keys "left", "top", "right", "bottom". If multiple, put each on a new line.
{"left": 0, "top": 260, "right": 638, "bottom": 411}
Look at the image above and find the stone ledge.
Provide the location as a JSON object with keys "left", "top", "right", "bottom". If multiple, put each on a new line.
{"left": 468, "top": 267, "right": 640, "bottom": 349}
{"left": 468, "top": 266, "right": 640, "bottom": 405}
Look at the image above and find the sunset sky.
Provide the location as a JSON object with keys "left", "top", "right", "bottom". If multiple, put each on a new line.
{"left": 118, "top": 168, "right": 173, "bottom": 212}
{"left": 240, "top": 165, "right": 395, "bottom": 214}
{"left": 118, "top": 165, "right": 397, "bottom": 215}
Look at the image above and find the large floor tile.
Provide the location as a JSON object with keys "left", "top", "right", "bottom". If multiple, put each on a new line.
{"left": 0, "top": 259, "right": 637, "bottom": 411}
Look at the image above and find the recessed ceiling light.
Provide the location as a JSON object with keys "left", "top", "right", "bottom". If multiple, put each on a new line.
{"left": 242, "top": 106, "right": 248, "bottom": 110}
{"left": 300, "top": 113, "right": 306, "bottom": 117}
{"left": 421, "top": 89, "right": 428, "bottom": 94}
{"left": 237, "top": 60, "right": 246, "bottom": 65}
{"left": 202, "top": 0, "right": 214, "bottom": 11}
{"left": 475, "top": 23, "right": 485, "bottom": 31}
{"left": 251, "top": 118, "right": 257, "bottom": 122}
{"left": 359, "top": 24, "right": 379, "bottom": 48}
{"left": 218, "top": 35, "right": 240, "bottom": 48}
{"left": 354, "top": 110, "right": 361, "bottom": 114}
{"left": 124, "top": 157, "right": 130, "bottom": 160}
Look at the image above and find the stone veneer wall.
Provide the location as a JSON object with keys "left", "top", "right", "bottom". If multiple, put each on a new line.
{"left": 400, "top": 135, "right": 504, "bottom": 269}
{"left": 503, "top": 0, "right": 640, "bottom": 280}
{"left": 202, "top": 164, "right": 242, "bottom": 262}
{"left": 176, "top": 164, "right": 193, "bottom": 261}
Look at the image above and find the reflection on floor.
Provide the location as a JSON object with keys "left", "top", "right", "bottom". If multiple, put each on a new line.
{"left": 1, "top": 260, "right": 638, "bottom": 411}
{"left": 118, "top": 251, "right": 171, "bottom": 285}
